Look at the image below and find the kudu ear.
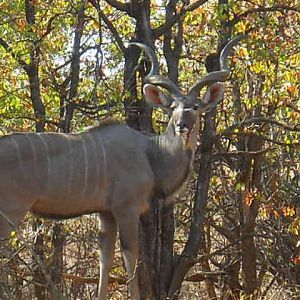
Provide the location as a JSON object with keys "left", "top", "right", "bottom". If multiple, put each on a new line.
{"left": 200, "top": 82, "right": 225, "bottom": 112}
{"left": 143, "top": 84, "right": 172, "bottom": 107}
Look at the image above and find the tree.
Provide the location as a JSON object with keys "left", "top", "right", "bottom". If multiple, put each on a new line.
{"left": 0, "top": 0, "right": 299, "bottom": 299}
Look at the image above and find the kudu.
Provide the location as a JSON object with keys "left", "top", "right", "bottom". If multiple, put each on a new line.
{"left": 0, "top": 36, "right": 243, "bottom": 299}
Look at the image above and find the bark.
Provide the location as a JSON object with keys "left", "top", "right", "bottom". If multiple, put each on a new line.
{"left": 139, "top": 198, "right": 175, "bottom": 300}
{"left": 32, "top": 220, "right": 46, "bottom": 300}
{"left": 163, "top": 0, "right": 183, "bottom": 85}
{"left": 24, "top": 0, "right": 45, "bottom": 133}
{"left": 61, "top": 1, "right": 86, "bottom": 133}
{"left": 236, "top": 76, "right": 265, "bottom": 297}
{"left": 123, "top": 0, "right": 153, "bottom": 132}
{"left": 50, "top": 224, "right": 64, "bottom": 287}
{"left": 139, "top": 212, "right": 156, "bottom": 299}
{"left": 202, "top": 258, "right": 217, "bottom": 300}
{"left": 24, "top": 1, "right": 47, "bottom": 298}
{"left": 158, "top": 203, "right": 175, "bottom": 299}
{"left": 200, "top": 224, "right": 217, "bottom": 299}
{"left": 167, "top": 2, "right": 232, "bottom": 294}
{"left": 150, "top": 2, "right": 185, "bottom": 298}
{"left": 123, "top": 44, "right": 142, "bottom": 131}
{"left": 239, "top": 137, "right": 263, "bottom": 296}
{"left": 168, "top": 109, "right": 217, "bottom": 299}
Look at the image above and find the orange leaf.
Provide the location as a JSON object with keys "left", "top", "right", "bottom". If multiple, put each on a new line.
{"left": 287, "top": 85, "right": 298, "bottom": 97}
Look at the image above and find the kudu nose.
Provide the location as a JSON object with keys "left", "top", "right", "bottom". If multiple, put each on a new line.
{"left": 176, "top": 123, "right": 188, "bottom": 133}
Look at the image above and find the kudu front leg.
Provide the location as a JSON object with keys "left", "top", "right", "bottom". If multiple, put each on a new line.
{"left": 98, "top": 212, "right": 117, "bottom": 300}
{"left": 0, "top": 205, "right": 25, "bottom": 245}
{"left": 0, "top": 217, "right": 12, "bottom": 253}
{"left": 118, "top": 215, "right": 140, "bottom": 300}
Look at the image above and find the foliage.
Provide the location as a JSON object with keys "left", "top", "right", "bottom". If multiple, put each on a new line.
{"left": 0, "top": 0, "right": 299, "bottom": 299}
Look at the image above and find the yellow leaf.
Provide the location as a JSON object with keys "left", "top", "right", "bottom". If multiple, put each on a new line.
{"left": 237, "top": 47, "right": 248, "bottom": 58}
{"left": 273, "top": 210, "right": 279, "bottom": 219}
{"left": 290, "top": 217, "right": 300, "bottom": 235}
{"left": 290, "top": 111, "right": 299, "bottom": 120}
{"left": 236, "top": 22, "right": 247, "bottom": 33}
{"left": 287, "top": 85, "right": 298, "bottom": 97}
{"left": 0, "top": 2, "right": 8, "bottom": 9}
{"left": 10, "top": 230, "right": 17, "bottom": 238}
{"left": 196, "top": 7, "right": 205, "bottom": 14}
{"left": 16, "top": 19, "right": 27, "bottom": 31}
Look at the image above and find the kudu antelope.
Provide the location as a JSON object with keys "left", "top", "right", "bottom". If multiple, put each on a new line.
{"left": 0, "top": 36, "right": 244, "bottom": 299}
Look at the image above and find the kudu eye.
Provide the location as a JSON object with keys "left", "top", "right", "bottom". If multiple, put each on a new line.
{"left": 193, "top": 104, "right": 199, "bottom": 111}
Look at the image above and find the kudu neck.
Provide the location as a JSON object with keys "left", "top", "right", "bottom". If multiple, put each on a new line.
{"left": 164, "top": 115, "right": 200, "bottom": 154}
{"left": 147, "top": 117, "right": 199, "bottom": 199}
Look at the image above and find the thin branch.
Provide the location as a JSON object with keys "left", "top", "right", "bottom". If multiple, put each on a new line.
{"left": 222, "top": 117, "right": 300, "bottom": 134}
{"left": 153, "top": 0, "right": 209, "bottom": 39}
{"left": 213, "top": 147, "right": 276, "bottom": 158}
{"left": 0, "top": 114, "right": 60, "bottom": 128}
{"left": 287, "top": 104, "right": 300, "bottom": 114}
{"left": 88, "top": 0, "right": 125, "bottom": 53}
{"left": 185, "top": 0, "right": 209, "bottom": 12}
{"left": 153, "top": 12, "right": 181, "bottom": 39}
{"left": 38, "top": 13, "right": 66, "bottom": 42}
{"left": 62, "top": 272, "right": 127, "bottom": 285}
{"left": 229, "top": 5, "right": 300, "bottom": 27}
{"left": 104, "top": 0, "right": 129, "bottom": 12}
{"left": 0, "top": 37, "right": 28, "bottom": 71}
{"left": 98, "top": 8, "right": 125, "bottom": 53}
{"left": 222, "top": 130, "right": 299, "bottom": 147}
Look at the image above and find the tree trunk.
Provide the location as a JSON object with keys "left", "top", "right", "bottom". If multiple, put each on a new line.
{"left": 61, "top": 1, "right": 86, "bottom": 133}
{"left": 168, "top": 109, "right": 217, "bottom": 299}
{"left": 24, "top": 1, "right": 47, "bottom": 298}
{"left": 237, "top": 76, "right": 265, "bottom": 297}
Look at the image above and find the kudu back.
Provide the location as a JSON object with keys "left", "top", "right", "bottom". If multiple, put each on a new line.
{"left": 0, "top": 36, "right": 244, "bottom": 299}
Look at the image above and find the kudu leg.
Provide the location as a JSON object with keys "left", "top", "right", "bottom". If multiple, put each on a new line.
{"left": 0, "top": 218, "right": 12, "bottom": 250}
{"left": 0, "top": 218, "right": 13, "bottom": 241}
{"left": 0, "top": 206, "right": 25, "bottom": 242}
{"left": 118, "top": 215, "right": 140, "bottom": 300}
{"left": 98, "top": 212, "right": 117, "bottom": 300}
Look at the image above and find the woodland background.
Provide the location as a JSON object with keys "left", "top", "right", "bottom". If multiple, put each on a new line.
{"left": 0, "top": 0, "right": 299, "bottom": 299}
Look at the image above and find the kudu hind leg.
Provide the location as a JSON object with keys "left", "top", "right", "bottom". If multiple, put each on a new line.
{"left": 118, "top": 215, "right": 140, "bottom": 300}
{"left": 98, "top": 212, "right": 117, "bottom": 300}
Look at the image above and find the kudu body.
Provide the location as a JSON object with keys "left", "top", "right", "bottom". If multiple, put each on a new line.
{"left": 0, "top": 37, "right": 243, "bottom": 299}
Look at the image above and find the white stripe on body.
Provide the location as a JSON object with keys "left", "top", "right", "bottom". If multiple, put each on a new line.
{"left": 78, "top": 135, "right": 88, "bottom": 198}
{"left": 96, "top": 133, "right": 107, "bottom": 196}
{"left": 66, "top": 136, "right": 74, "bottom": 197}
{"left": 36, "top": 133, "right": 51, "bottom": 178}
{"left": 85, "top": 133, "right": 99, "bottom": 198}
{"left": 10, "top": 135, "right": 27, "bottom": 181}
{"left": 25, "top": 135, "right": 38, "bottom": 187}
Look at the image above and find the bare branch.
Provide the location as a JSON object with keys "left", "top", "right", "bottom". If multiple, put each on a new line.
{"left": 213, "top": 147, "right": 276, "bottom": 158}
{"left": 62, "top": 272, "right": 127, "bottom": 285}
{"left": 88, "top": 0, "right": 125, "bottom": 53}
{"left": 223, "top": 117, "right": 300, "bottom": 134}
{"left": 185, "top": 0, "right": 209, "bottom": 12}
{"left": 98, "top": 8, "right": 126, "bottom": 53}
{"left": 229, "top": 5, "right": 300, "bottom": 26}
{"left": 153, "top": 0, "right": 209, "bottom": 38}
{"left": 104, "top": 0, "right": 129, "bottom": 12}
{"left": 38, "top": 13, "right": 66, "bottom": 41}
{"left": 153, "top": 13, "right": 181, "bottom": 39}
